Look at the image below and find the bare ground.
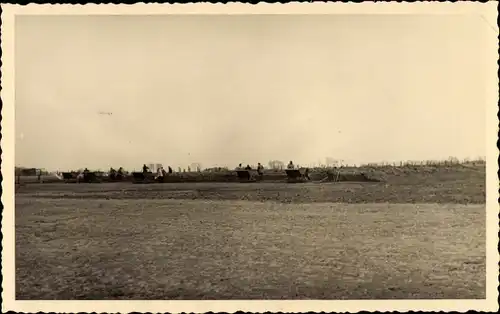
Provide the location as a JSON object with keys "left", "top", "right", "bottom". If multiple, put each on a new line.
{"left": 15, "top": 178, "right": 485, "bottom": 204}
{"left": 15, "top": 173, "right": 486, "bottom": 300}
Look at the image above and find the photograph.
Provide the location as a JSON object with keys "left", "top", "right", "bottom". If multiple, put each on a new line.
{"left": 2, "top": 2, "right": 498, "bottom": 313}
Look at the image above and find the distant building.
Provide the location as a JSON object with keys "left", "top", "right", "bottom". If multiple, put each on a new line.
{"left": 147, "top": 163, "right": 163, "bottom": 173}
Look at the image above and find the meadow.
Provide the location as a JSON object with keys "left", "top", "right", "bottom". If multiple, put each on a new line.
{"left": 15, "top": 161, "right": 486, "bottom": 299}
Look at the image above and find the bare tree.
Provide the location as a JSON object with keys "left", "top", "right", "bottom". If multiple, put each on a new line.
{"left": 325, "top": 157, "right": 338, "bottom": 167}
{"left": 268, "top": 160, "right": 284, "bottom": 170}
{"left": 190, "top": 162, "right": 202, "bottom": 172}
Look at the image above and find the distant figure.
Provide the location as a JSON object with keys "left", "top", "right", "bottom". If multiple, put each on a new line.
{"left": 109, "top": 167, "right": 116, "bottom": 180}
{"left": 168, "top": 166, "right": 173, "bottom": 174}
{"left": 142, "top": 164, "right": 149, "bottom": 173}
{"left": 156, "top": 167, "right": 164, "bottom": 178}
{"left": 188, "top": 166, "right": 191, "bottom": 172}
{"left": 76, "top": 172, "right": 84, "bottom": 183}
{"left": 287, "top": 161, "right": 295, "bottom": 169}
{"left": 245, "top": 164, "right": 252, "bottom": 170}
{"left": 257, "top": 163, "right": 264, "bottom": 178}
{"left": 257, "top": 163, "right": 264, "bottom": 172}
{"left": 305, "top": 168, "right": 311, "bottom": 180}
{"left": 236, "top": 163, "right": 243, "bottom": 171}
{"left": 82, "top": 168, "right": 92, "bottom": 183}
{"left": 117, "top": 167, "right": 124, "bottom": 180}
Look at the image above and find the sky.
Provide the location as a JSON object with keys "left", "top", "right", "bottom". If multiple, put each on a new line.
{"left": 15, "top": 14, "right": 493, "bottom": 171}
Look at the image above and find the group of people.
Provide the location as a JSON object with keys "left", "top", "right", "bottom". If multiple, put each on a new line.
{"left": 109, "top": 167, "right": 125, "bottom": 177}
{"left": 235, "top": 162, "right": 265, "bottom": 176}
{"left": 235, "top": 160, "right": 298, "bottom": 173}
{"left": 70, "top": 160, "right": 311, "bottom": 183}
{"left": 287, "top": 161, "right": 311, "bottom": 180}
{"left": 234, "top": 160, "right": 310, "bottom": 180}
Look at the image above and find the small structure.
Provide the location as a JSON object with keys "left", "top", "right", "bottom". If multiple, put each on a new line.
{"left": 15, "top": 167, "right": 42, "bottom": 184}
{"left": 78, "top": 169, "right": 102, "bottom": 183}
{"left": 235, "top": 168, "right": 260, "bottom": 182}
{"left": 62, "top": 172, "right": 77, "bottom": 182}
{"left": 285, "top": 168, "right": 310, "bottom": 183}
{"left": 83, "top": 172, "right": 101, "bottom": 183}
{"left": 60, "top": 170, "right": 101, "bottom": 183}
{"left": 148, "top": 163, "right": 162, "bottom": 174}
{"left": 132, "top": 171, "right": 156, "bottom": 184}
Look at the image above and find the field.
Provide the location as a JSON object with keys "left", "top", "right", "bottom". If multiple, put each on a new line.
{"left": 15, "top": 163, "right": 486, "bottom": 299}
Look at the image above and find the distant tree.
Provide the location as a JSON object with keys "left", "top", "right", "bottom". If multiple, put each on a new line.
{"left": 448, "top": 156, "right": 460, "bottom": 164}
{"left": 268, "top": 160, "right": 284, "bottom": 170}
{"left": 325, "top": 157, "right": 343, "bottom": 168}
{"left": 190, "top": 163, "right": 202, "bottom": 172}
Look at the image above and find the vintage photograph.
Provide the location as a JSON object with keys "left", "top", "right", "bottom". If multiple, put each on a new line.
{"left": 2, "top": 2, "right": 498, "bottom": 313}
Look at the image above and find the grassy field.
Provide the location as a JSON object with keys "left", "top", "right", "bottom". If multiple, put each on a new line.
{"left": 15, "top": 163, "right": 486, "bottom": 300}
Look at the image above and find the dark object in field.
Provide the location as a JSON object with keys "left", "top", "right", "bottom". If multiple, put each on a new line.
{"left": 108, "top": 167, "right": 127, "bottom": 181}
{"left": 61, "top": 171, "right": 102, "bottom": 183}
{"left": 132, "top": 171, "right": 156, "bottom": 184}
{"left": 108, "top": 172, "right": 125, "bottom": 181}
{"left": 81, "top": 172, "right": 102, "bottom": 183}
{"left": 62, "top": 172, "right": 77, "bottom": 182}
{"left": 236, "top": 170, "right": 259, "bottom": 182}
{"left": 18, "top": 168, "right": 38, "bottom": 176}
{"left": 285, "top": 168, "right": 310, "bottom": 183}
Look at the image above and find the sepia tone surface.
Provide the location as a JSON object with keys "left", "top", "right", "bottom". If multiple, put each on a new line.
{"left": 3, "top": 2, "right": 498, "bottom": 313}
{"left": 16, "top": 163, "right": 486, "bottom": 299}
{"left": 15, "top": 14, "right": 488, "bottom": 170}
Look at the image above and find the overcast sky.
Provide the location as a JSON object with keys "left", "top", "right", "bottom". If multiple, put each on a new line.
{"left": 15, "top": 14, "right": 491, "bottom": 171}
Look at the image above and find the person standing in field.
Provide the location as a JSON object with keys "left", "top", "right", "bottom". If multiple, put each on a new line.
{"left": 156, "top": 167, "right": 164, "bottom": 178}
{"left": 142, "top": 164, "right": 149, "bottom": 173}
{"left": 76, "top": 171, "right": 84, "bottom": 183}
{"left": 257, "top": 163, "right": 264, "bottom": 179}
{"left": 109, "top": 167, "right": 117, "bottom": 180}
{"left": 287, "top": 161, "right": 295, "bottom": 169}
{"left": 155, "top": 167, "right": 165, "bottom": 182}
{"left": 305, "top": 168, "right": 311, "bottom": 181}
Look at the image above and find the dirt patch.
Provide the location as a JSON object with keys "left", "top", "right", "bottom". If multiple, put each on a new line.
{"left": 15, "top": 198, "right": 486, "bottom": 300}
{"left": 16, "top": 175, "right": 486, "bottom": 204}
{"left": 318, "top": 170, "right": 384, "bottom": 182}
